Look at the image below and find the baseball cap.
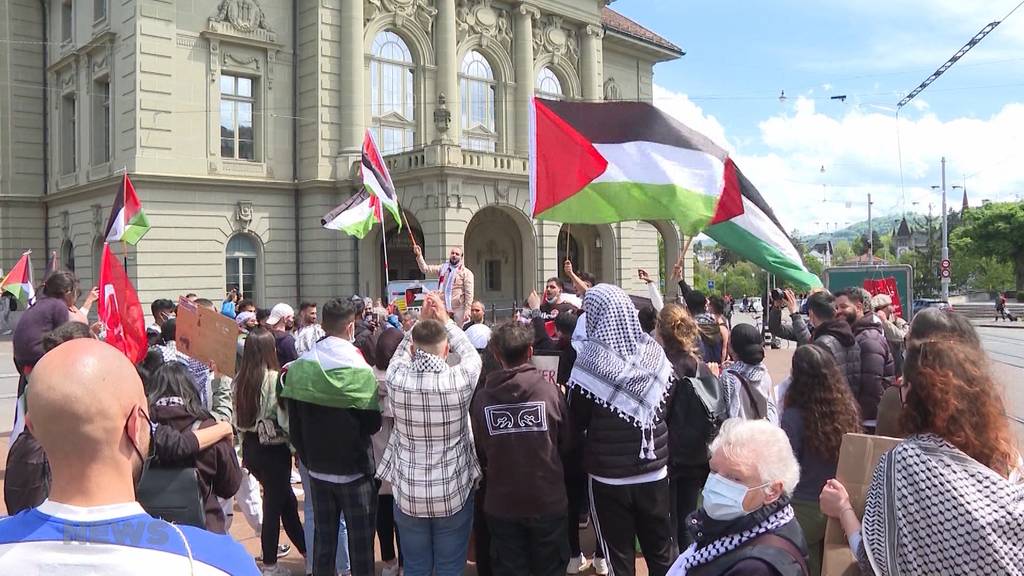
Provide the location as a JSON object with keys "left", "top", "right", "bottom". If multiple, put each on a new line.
{"left": 267, "top": 303, "right": 295, "bottom": 326}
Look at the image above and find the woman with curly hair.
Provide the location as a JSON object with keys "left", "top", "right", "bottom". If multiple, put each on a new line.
{"left": 821, "top": 308, "right": 1024, "bottom": 575}
{"left": 781, "top": 345, "right": 861, "bottom": 576}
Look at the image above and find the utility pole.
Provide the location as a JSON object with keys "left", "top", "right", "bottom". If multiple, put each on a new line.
{"left": 867, "top": 193, "right": 874, "bottom": 262}
{"left": 941, "top": 157, "right": 949, "bottom": 301}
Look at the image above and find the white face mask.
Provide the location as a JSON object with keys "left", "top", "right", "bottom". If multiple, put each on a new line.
{"left": 702, "top": 472, "right": 768, "bottom": 521}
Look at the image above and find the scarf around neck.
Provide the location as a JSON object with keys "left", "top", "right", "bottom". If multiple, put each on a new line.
{"left": 438, "top": 261, "right": 460, "bottom": 311}
{"left": 861, "top": 433, "right": 1024, "bottom": 575}
{"left": 670, "top": 499, "right": 796, "bottom": 575}
{"left": 568, "top": 284, "right": 673, "bottom": 460}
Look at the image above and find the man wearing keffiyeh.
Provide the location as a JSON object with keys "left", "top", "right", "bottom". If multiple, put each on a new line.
{"left": 567, "top": 284, "right": 677, "bottom": 576}
{"left": 413, "top": 245, "right": 474, "bottom": 326}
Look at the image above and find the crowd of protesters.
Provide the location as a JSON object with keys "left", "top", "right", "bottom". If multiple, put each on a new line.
{"left": 1, "top": 254, "right": 1022, "bottom": 576}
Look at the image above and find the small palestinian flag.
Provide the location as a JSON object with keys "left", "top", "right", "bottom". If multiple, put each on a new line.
{"left": 322, "top": 130, "right": 401, "bottom": 238}
{"left": 1, "top": 251, "right": 35, "bottom": 305}
{"left": 104, "top": 173, "right": 150, "bottom": 245}
{"left": 530, "top": 98, "right": 821, "bottom": 289}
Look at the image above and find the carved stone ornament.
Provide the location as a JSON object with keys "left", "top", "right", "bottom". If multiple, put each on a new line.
{"left": 456, "top": 0, "right": 512, "bottom": 50}
{"left": 604, "top": 77, "right": 620, "bottom": 101}
{"left": 366, "top": 0, "right": 438, "bottom": 33}
{"left": 534, "top": 15, "right": 580, "bottom": 64}
{"left": 235, "top": 201, "right": 254, "bottom": 231}
{"left": 224, "top": 52, "right": 260, "bottom": 71}
{"left": 60, "top": 211, "right": 71, "bottom": 238}
{"left": 208, "top": 0, "right": 277, "bottom": 44}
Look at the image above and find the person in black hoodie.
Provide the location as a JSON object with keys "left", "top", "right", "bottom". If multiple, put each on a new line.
{"left": 800, "top": 292, "right": 861, "bottom": 400}
{"left": 834, "top": 288, "right": 895, "bottom": 431}
{"left": 470, "top": 321, "right": 574, "bottom": 576}
{"left": 568, "top": 285, "right": 677, "bottom": 576}
{"left": 282, "top": 298, "right": 382, "bottom": 576}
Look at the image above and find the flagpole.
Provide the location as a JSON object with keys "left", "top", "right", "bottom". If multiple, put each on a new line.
{"left": 400, "top": 207, "right": 418, "bottom": 250}
{"left": 380, "top": 210, "right": 391, "bottom": 298}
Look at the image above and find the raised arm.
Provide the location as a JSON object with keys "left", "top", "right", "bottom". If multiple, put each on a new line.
{"left": 413, "top": 244, "right": 442, "bottom": 276}
{"left": 564, "top": 260, "right": 589, "bottom": 296}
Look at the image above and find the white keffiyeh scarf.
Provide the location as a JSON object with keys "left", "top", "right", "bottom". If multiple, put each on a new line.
{"left": 568, "top": 284, "right": 673, "bottom": 460}
{"left": 437, "top": 261, "right": 460, "bottom": 312}
{"left": 669, "top": 504, "right": 796, "bottom": 576}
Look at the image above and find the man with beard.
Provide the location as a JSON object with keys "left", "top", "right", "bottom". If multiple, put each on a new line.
{"left": 0, "top": 339, "right": 257, "bottom": 574}
{"left": 539, "top": 277, "right": 580, "bottom": 320}
{"left": 462, "top": 301, "right": 487, "bottom": 330}
{"left": 835, "top": 287, "right": 895, "bottom": 431}
{"left": 415, "top": 245, "right": 475, "bottom": 326}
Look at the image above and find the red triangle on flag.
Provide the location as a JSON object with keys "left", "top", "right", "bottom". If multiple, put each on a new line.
{"left": 531, "top": 99, "right": 609, "bottom": 216}
{"left": 710, "top": 157, "right": 746, "bottom": 225}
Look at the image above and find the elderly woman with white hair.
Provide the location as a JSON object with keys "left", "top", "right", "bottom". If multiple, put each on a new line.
{"left": 668, "top": 418, "right": 809, "bottom": 576}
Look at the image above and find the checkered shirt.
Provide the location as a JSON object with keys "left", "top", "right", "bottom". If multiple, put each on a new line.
{"left": 377, "top": 320, "right": 482, "bottom": 518}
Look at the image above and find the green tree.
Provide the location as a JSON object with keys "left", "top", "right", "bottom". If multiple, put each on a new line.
{"left": 951, "top": 201, "right": 1024, "bottom": 291}
{"left": 833, "top": 240, "right": 854, "bottom": 264}
{"left": 852, "top": 230, "right": 883, "bottom": 256}
{"left": 804, "top": 255, "right": 825, "bottom": 278}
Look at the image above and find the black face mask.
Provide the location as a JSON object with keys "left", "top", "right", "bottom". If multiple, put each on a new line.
{"left": 126, "top": 406, "right": 155, "bottom": 491}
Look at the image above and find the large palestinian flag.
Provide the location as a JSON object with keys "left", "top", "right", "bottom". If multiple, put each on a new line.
{"left": 530, "top": 98, "right": 821, "bottom": 289}
{"left": 322, "top": 130, "right": 402, "bottom": 238}
{"left": 104, "top": 173, "right": 150, "bottom": 245}
{"left": 1, "top": 251, "right": 34, "bottom": 305}
{"left": 280, "top": 336, "right": 379, "bottom": 410}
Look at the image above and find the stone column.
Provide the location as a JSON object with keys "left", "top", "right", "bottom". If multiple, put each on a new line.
{"left": 581, "top": 24, "right": 604, "bottom": 101}
{"left": 514, "top": 4, "right": 539, "bottom": 155}
{"left": 340, "top": 0, "right": 364, "bottom": 158}
{"left": 436, "top": 0, "right": 460, "bottom": 144}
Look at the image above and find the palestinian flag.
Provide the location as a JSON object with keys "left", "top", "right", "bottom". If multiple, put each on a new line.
{"left": 104, "top": 173, "right": 150, "bottom": 245}
{"left": 280, "top": 337, "right": 379, "bottom": 410}
{"left": 322, "top": 130, "right": 402, "bottom": 238}
{"left": 530, "top": 98, "right": 821, "bottom": 289}
{"left": 1, "top": 251, "right": 35, "bottom": 305}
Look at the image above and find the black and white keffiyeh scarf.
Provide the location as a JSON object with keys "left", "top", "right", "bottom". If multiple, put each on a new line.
{"left": 860, "top": 433, "right": 1024, "bottom": 575}
{"left": 568, "top": 284, "right": 673, "bottom": 460}
{"left": 668, "top": 501, "right": 796, "bottom": 575}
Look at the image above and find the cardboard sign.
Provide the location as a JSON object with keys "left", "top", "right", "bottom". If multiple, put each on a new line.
{"left": 530, "top": 352, "right": 561, "bottom": 387}
{"left": 175, "top": 297, "right": 239, "bottom": 377}
{"left": 822, "top": 433, "right": 902, "bottom": 576}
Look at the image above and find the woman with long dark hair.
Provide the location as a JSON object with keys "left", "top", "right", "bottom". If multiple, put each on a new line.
{"left": 781, "top": 345, "right": 861, "bottom": 576}
{"left": 235, "top": 327, "right": 305, "bottom": 573}
{"left": 821, "top": 309, "right": 1024, "bottom": 574}
{"left": 147, "top": 362, "right": 241, "bottom": 533}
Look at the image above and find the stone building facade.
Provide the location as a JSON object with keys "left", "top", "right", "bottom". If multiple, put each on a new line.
{"left": 0, "top": 0, "right": 689, "bottom": 313}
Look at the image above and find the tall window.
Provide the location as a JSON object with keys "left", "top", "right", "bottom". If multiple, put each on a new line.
{"left": 225, "top": 235, "right": 259, "bottom": 304}
{"left": 536, "top": 67, "right": 562, "bottom": 100}
{"left": 61, "top": 94, "right": 77, "bottom": 174}
{"left": 220, "top": 74, "right": 255, "bottom": 161}
{"left": 61, "top": 1, "right": 73, "bottom": 43}
{"left": 370, "top": 31, "right": 415, "bottom": 155}
{"left": 94, "top": 0, "right": 106, "bottom": 21}
{"left": 92, "top": 80, "right": 110, "bottom": 165}
{"left": 460, "top": 51, "right": 496, "bottom": 152}
{"left": 61, "top": 239, "right": 76, "bottom": 273}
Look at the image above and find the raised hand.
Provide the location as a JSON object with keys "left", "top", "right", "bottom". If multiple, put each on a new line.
{"left": 412, "top": 245, "right": 422, "bottom": 258}
{"left": 526, "top": 290, "right": 541, "bottom": 310}
{"left": 638, "top": 269, "right": 652, "bottom": 284}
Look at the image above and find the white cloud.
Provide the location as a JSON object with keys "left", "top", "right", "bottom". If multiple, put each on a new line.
{"left": 654, "top": 87, "right": 1024, "bottom": 234}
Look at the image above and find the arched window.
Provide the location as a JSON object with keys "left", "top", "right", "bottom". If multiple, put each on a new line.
{"left": 460, "top": 51, "right": 496, "bottom": 152}
{"left": 536, "top": 67, "right": 563, "bottom": 100}
{"left": 225, "top": 234, "right": 259, "bottom": 304}
{"left": 60, "top": 239, "right": 76, "bottom": 274}
{"left": 370, "top": 31, "right": 415, "bottom": 155}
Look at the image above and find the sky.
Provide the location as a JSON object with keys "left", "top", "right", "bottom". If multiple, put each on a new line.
{"left": 613, "top": 0, "right": 1024, "bottom": 235}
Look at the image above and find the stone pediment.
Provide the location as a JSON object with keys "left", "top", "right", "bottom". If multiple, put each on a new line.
{"left": 206, "top": 0, "right": 278, "bottom": 46}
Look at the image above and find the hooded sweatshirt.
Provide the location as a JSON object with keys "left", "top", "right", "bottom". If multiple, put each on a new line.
{"left": 850, "top": 313, "right": 895, "bottom": 423}
{"left": 470, "top": 363, "right": 573, "bottom": 519}
{"left": 812, "top": 319, "right": 862, "bottom": 401}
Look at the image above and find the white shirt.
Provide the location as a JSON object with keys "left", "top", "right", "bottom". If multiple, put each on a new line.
{"left": 0, "top": 500, "right": 258, "bottom": 575}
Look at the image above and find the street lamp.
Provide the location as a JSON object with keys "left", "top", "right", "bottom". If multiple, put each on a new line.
{"left": 931, "top": 156, "right": 949, "bottom": 300}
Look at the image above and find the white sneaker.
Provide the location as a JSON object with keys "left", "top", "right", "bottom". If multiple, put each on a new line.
{"left": 381, "top": 562, "right": 401, "bottom": 576}
{"left": 260, "top": 564, "right": 291, "bottom": 576}
{"left": 594, "top": 558, "right": 609, "bottom": 576}
{"left": 567, "top": 554, "right": 591, "bottom": 574}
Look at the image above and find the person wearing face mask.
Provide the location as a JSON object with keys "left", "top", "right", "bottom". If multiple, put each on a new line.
{"left": 668, "top": 418, "right": 808, "bottom": 576}
{"left": 540, "top": 278, "right": 579, "bottom": 319}
{"left": 378, "top": 293, "right": 482, "bottom": 576}
{"left": 282, "top": 298, "right": 382, "bottom": 576}
{"left": 821, "top": 308, "right": 1024, "bottom": 575}
{"left": 0, "top": 339, "right": 258, "bottom": 575}
{"left": 414, "top": 244, "right": 475, "bottom": 326}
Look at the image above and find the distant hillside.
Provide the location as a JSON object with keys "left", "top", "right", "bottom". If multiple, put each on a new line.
{"left": 799, "top": 212, "right": 931, "bottom": 246}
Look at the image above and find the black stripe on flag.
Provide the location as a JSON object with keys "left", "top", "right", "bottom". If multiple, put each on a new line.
{"left": 361, "top": 152, "right": 398, "bottom": 203}
{"left": 538, "top": 98, "right": 728, "bottom": 161}
{"left": 322, "top": 188, "right": 371, "bottom": 226}
{"left": 733, "top": 163, "right": 788, "bottom": 234}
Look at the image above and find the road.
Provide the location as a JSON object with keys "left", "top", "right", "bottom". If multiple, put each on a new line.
{"left": 979, "top": 327, "right": 1024, "bottom": 440}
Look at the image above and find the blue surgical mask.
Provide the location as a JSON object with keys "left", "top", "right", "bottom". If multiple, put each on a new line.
{"left": 702, "top": 472, "right": 768, "bottom": 521}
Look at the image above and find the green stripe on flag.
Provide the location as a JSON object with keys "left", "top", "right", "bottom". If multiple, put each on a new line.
{"left": 121, "top": 211, "right": 151, "bottom": 246}
{"left": 281, "top": 359, "right": 379, "bottom": 410}
{"left": 535, "top": 182, "right": 718, "bottom": 234}
{"left": 706, "top": 220, "right": 822, "bottom": 290}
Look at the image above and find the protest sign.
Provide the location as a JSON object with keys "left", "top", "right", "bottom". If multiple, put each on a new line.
{"left": 175, "top": 297, "right": 239, "bottom": 377}
{"left": 822, "top": 433, "right": 902, "bottom": 576}
{"left": 530, "top": 352, "right": 561, "bottom": 387}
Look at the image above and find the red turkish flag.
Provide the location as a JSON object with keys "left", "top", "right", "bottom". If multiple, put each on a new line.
{"left": 98, "top": 244, "right": 147, "bottom": 363}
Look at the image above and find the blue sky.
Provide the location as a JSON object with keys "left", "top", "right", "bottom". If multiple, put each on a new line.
{"left": 613, "top": 0, "right": 1024, "bottom": 233}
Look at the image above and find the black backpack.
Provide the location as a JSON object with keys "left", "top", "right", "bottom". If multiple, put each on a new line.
{"left": 668, "top": 364, "right": 729, "bottom": 470}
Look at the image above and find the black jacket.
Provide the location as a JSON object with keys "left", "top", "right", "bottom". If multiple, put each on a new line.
{"left": 353, "top": 319, "right": 377, "bottom": 367}
{"left": 286, "top": 397, "right": 382, "bottom": 477}
{"left": 812, "top": 320, "right": 862, "bottom": 400}
{"left": 687, "top": 498, "right": 809, "bottom": 576}
{"left": 569, "top": 384, "right": 672, "bottom": 479}
{"left": 850, "top": 314, "right": 895, "bottom": 422}
{"left": 664, "top": 350, "right": 727, "bottom": 478}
